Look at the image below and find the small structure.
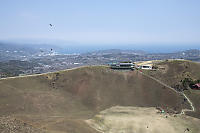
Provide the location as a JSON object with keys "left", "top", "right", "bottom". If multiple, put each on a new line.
{"left": 140, "top": 65, "right": 152, "bottom": 70}
{"left": 192, "top": 83, "right": 200, "bottom": 90}
{"left": 135, "top": 60, "right": 156, "bottom": 70}
{"left": 110, "top": 62, "right": 135, "bottom": 70}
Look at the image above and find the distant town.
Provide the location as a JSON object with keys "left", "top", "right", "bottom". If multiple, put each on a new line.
{"left": 0, "top": 43, "right": 200, "bottom": 78}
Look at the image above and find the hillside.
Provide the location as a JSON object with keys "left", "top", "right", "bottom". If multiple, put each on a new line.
{"left": 87, "top": 106, "right": 200, "bottom": 133}
{"left": 0, "top": 66, "right": 195, "bottom": 133}
{"left": 143, "top": 60, "right": 200, "bottom": 118}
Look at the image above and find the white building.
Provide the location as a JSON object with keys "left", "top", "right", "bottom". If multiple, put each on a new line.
{"left": 140, "top": 65, "right": 152, "bottom": 70}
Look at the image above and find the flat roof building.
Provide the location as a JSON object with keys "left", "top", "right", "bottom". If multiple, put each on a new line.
{"left": 110, "top": 62, "right": 135, "bottom": 70}
{"left": 140, "top": 65, "right": 152, "bottom": 70}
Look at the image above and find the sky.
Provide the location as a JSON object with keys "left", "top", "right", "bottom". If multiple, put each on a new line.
{"left": 0, "top": 0, "right": 200, "bottom": 46}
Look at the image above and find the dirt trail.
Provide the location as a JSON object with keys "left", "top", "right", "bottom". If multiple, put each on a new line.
{"left": 0, "top": 65, "right": 103, "bottom": 80}
{"left": 139, "top": 71, "right": 195, "bottom": 114}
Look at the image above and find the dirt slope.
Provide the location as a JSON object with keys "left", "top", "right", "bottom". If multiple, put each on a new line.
{"left": 0, "top": 66, "right": 191, "bottom": 132}
{"left": 143, "top": 60, "right": 200, "bottom": 118}
{"left": 87, "top": 106, "right": 200, "bottom": 133}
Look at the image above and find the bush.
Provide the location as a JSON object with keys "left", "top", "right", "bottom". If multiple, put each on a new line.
{"left": 182, "top": 78, "right": 200, "bottom": 89}
{"left": 182, "top": 78, "right": 194, "bottom": 88}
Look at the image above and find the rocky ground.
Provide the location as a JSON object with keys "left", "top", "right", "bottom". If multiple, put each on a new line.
{"left": 0, "top": 116, "right": 45, "bottom": 133}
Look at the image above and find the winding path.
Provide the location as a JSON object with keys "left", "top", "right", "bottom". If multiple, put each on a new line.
{"left": 138, "top": 71, "right": 195, "bottom": 114}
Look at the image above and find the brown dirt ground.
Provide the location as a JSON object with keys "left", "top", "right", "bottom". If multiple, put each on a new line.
{"left": 142, "top": 60, "right": 200, "bottom": 118}
{"left": 0, "top": 66, "right": 192, "bottom": 132}
{"left": 87, "top": 106, "right": 200, "bottom": 133}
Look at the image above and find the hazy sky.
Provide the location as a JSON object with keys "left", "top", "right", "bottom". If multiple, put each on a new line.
{"left": 0, "top": 0, "right": 200, "bottom": 44}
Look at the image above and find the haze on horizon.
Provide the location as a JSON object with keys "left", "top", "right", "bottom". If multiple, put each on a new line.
{"left": 0, "top": 0, "right": 200, "bottom": 46}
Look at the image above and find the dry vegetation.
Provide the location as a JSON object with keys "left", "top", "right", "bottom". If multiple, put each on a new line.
{"left": 142, "top": 60, "right": 200, "bottom": 118}
{"left": 0, "top": 65, "right": 194, "bottom": 133}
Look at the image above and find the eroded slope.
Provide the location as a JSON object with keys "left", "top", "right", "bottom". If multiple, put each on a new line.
{"left": 143, "top": 60, "right": 200, "bottom": 118}
{"left": 0, "top": 66, "right": 191, "bottom": 132}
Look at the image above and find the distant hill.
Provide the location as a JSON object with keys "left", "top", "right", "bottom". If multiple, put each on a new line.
{"left": 0, "top": 60, "right": 39, "bottom": 78}
{"left": 0, "top": 40, "right": 200, "bottom": 62}
{"left": 180, "top": 49, "right": 200, "bottom": 62}
{"left": 0, "top": 42, "right": 62, "bottom": 61}
{"left": 86, "top": 49, "right": 147, "bottom": 55}
{"left": 0, "top": 42, "right": 36, "bottom": 61}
